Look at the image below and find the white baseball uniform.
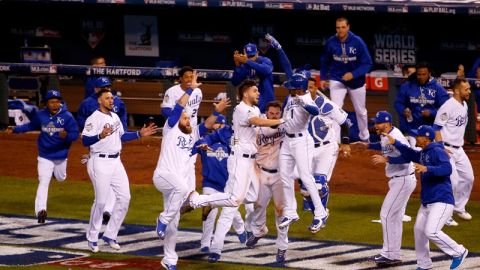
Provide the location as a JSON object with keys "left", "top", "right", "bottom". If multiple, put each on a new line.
{"left": 153, "top": 115, "right": 200, "bottom": 266}
{"left": 329, "top": 80, "right": 369, "bottom": 141}
{"left": 162, "top": 84, "right": 203, "bottom": 189}
{"left": 83, "top": 110, "right": 131, "bottom": 243}
{"left": 434, "top": 97, "right": 474, "bottom": 214}
{"left": 250, "top": 120, "right": 288, "bottom": 250}
{"left": 310, "top": 94, "right": 347, "bottom": 182}
{"left": 192, "top": 101, "right": 260, "bottom": 256}
{"left": 190, "top": 101, "right": 261, "bottom": 208}
{"left": 377, "top": 127, "right": 416, "bottom": 260}
{"left": 280, "top": 93, "right": 327, "bottom": 220}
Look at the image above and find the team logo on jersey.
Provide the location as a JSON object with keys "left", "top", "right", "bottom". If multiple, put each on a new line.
{"left": 177, "top": 135, "right": 193, "bottom": 150}
{"left": 257, "top": 128, "right": 285, "bottom": 146}
{"left": 164, "top": 94, "right": 169, "bottom": 103}
{"left": 56, "top": 117, "right": 64, "bottom": 125}
{"left": 207, "top": 147, "right": 228, "bottom": 161}
{"left": 85, "top": 123, "right": 93, "bottom": 132}
{"left": 440, "top": 112, "right": 448, "bottom": 122}
{"left": 112, "top": 104, "right": 118, "bottom": 113}
{"left": 42, "top": 121, "right": 64, "bottom": 136}
{"left": 349, "top": 47, "right": 356, "bottom": 54}
{"left": 455, "top": 115, "right": 467, "bottom": 127}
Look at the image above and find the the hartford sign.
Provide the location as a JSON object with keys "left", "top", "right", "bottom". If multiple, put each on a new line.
{"left": 0, "top": 215, "right": 478, "bottom": 269}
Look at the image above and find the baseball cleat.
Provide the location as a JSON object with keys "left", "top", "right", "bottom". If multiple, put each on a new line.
{"left": 237, "top": 231, "right": 247, "bottom": 244}
{"left": 180, "top": 191, "right": 198, "bottom": 214}
{"left": 102, "top": 212, "right": 111, "bottom": 224}
{"left": 445, "top": 217, "right": 459, "bottom": 226}
{"left": 278, "top": 216, "right": 299, "bottom": 229}
{"left": 276, "top": 249, "right": 287, "bottom": 263}
{"left": 308, "top": 218, "right": 326, "bottom": 233}
{"left": 207, "top": 252, "right": 221, "bottom": 263}
{"left": 246, "top": 231, "right": 253, "bottom": 240}
{"left": 450, "top": 249, "right": 468, "bottom": 270}
{"left": 368, "top": 254, "right": 401, "bottom": 265}
{"left": 156, "top": 218, "right": 167, "bottom": 240}
{"left": 161, "top": 259, "right": 177, "bottom": 270}
{"left": 416, "top": 267, "right": 432, "bottom": 270}
{"left": 87, "top": 241, "right": 99, "bottom": 253}
{"left": 37, "top": 210, "right": 47, "bottom": 224}
{"left": 102, "top": 236, "right": 121, "bottom": 250}
{"left": 245, "top": 234, "right": 262, "bottom": 248}
{"left": 456, "top": 211, "right": 472, "bottom": 220}
{"left": 200, "top": 246, "right": 209, "bottom": 253}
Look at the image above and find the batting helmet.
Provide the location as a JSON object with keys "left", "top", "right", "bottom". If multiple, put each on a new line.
{"left": 284, "top": 73, "right": 308, "bottom": 91}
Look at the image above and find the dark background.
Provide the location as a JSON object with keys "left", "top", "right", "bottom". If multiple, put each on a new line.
{"left": 0, "top": 2, "right": 479, "bottom": 74}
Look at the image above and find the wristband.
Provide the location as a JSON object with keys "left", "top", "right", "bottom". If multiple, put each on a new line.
{"left": 213, "top": 111, "right": 222, "bottom": 117}
{"left": 185, "top": 88, "right": 193, "bottom": 96}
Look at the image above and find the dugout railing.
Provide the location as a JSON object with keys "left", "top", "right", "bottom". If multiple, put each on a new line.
{"left": 0, "top": 63, "right": 477, "bottom": 144}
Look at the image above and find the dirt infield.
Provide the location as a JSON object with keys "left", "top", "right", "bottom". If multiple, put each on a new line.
{"left": 1, "top": 132, "right": 479, "bottom": 200}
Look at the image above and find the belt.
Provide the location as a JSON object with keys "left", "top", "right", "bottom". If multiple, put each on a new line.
{"left": 444, "top": 142, "right": 460, "bottom": 149}
{"left": 314, "top": 141, "right": 330, "bottom": 148}
{"left": 391, "top": 172, "right": 415, "bottom": 179}
{"left": 98, "top": 153, "right": 120, "bottom": 159}
{"left": 286, "top": 132, "right": 303, "bottom": 138}
{"left": 232, "top": 151, "right": 256, "bottom": 159}
{"left": 260, "top": 166, "right": 278, "bottom": 174}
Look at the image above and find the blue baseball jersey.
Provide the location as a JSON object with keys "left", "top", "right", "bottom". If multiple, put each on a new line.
{"left": 77, "top": 93, "right": 127, "bottom": 131}
{"left": 320, "top": 31, "right": 372, "bottom": 89}
{"left": 394, "top": 78, "right": 449, "bottom": 135}
{"left": 231, "top": 56, "right": 274, "bottom": 112}
{"left": 394, "top": 141, "right": 454, "bottom": 206}
{"left": 14, "top": 107, "right": 79, "bottom": 160}
{"left": 192, "top": 125, "right": 233, "bottom": 192}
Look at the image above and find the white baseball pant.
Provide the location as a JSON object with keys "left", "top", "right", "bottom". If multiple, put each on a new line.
{"left": 86, "top": 155, "right": 131, "bottom": 242}
{"left": 446, "top": 146, "right": 474, "bottom": 214}
{"left": 35, "top": 156, "right": 67, "bottom": 214}
{"left": 153, "top": 169, "right": 193, "bottom": 266}
{"left": 280, "top": 134, "right": 327, "bottom": 220}
{"left": 380, "top": 174, "right": 416, "bottom": 260}
{"left": 312, "top": 141, "right": 338, "bottom": 182}
{"left": 329, "top": 80, "right": 369, "bottom": 141}
{"left": 200, "top": 187, "right": 246, "bottom": 249}
{"left": 251, "top": 168, "right": 288, "bottom": 251}
{"left": 103, "top": 187, "right": 116, "bottom": 215}
{"left": 414, "top": 202, "right": 466, "bottom": 269}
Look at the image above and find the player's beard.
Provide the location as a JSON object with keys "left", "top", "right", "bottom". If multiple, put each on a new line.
{"left": 179, "top": 123, "right": 192, "bottom": 134}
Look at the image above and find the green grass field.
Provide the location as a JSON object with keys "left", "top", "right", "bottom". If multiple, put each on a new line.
{"left": 1, "top": 176, "right": 479, "bottom": 269}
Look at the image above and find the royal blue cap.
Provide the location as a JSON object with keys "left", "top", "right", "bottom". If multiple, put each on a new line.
{"left": 373, "top": 111, "right": 393, "bottom": 124}
{"left": 94, "top": 77, "right": 111, "bottom": 88}
{"left": 417, "top": 125, "right": 435, "bottom": 140}
{"left": 45, "top": 89, "right": 62, "bottom": 100}
{"left": 244, "top": 43, "right": 258, "bottom": 57}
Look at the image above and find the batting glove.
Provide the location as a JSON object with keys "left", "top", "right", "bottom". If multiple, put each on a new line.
{"left": 265, "top": 33, "right": 281, "bottom": 50}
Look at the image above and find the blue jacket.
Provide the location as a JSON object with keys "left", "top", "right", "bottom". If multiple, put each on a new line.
{"left": 232, "top": 56, "right": 274, "bottom": 112}
{"left": 320, "top": 31, "right": 372, "bottom": 89}
{"left": 14, "top": 107, "right": 79, "bottom": 160}
{"left": 394, "top": 141, "right": 454, "bottom": 206}
{"left": 394, "top": 78, "right": 449, "bottom": 135}
{"left": 467, "top": 57, "right": 480, "bottom": 78}
{"left": 77, "top": 93, "right": 127, "bottom": 131}
{"left": 191, "top": 125, "right": 233, "bottom": 192}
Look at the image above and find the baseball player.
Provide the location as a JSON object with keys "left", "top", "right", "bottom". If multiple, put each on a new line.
{"left": 357, "top": 111, "right": 416, "bottom": 266}
{"left": 319, "top": 17, "right": 373, "bottom": 142}
{"left": 277, "top": 73, "right": 329, "bottom": 234}
{"left": 384, "top": 125, "right": 468, "bottom": 270}
{"left": 394, "top": 62, "right": 449, "bottom": 148}
{"left": 232, "top": 43, "right": 274, "bottom": 113}
{"left": 433, "top": 78, "right": 474, "bottom": 221}
{"left": 84, "top": 56, "right": 107, "bottom": 99}
{"left": 191, "top": 115, "right": 249, "bottom": 253}
{"left": 154, "top": 74, "right": 230, "bottom": 269}
{"left": 7, "top": 89, "right": 78, "bottom": 223}
{"left": 298, "top": 77, "right": 352, "bottom": 219}
{"left": 161, "top": 66, "right": 203, "bottom": 199}
{"left": 244, "top": 100, "right": 289, "bottom": 264}
{"left": 180, "top": 79, "right": 286, "bottom": 262}
{"left": 77, "top": 76, "right": 128, "bottom": 224}
{"left": 82, "top": 88, "right": 158, "bottom": 253}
